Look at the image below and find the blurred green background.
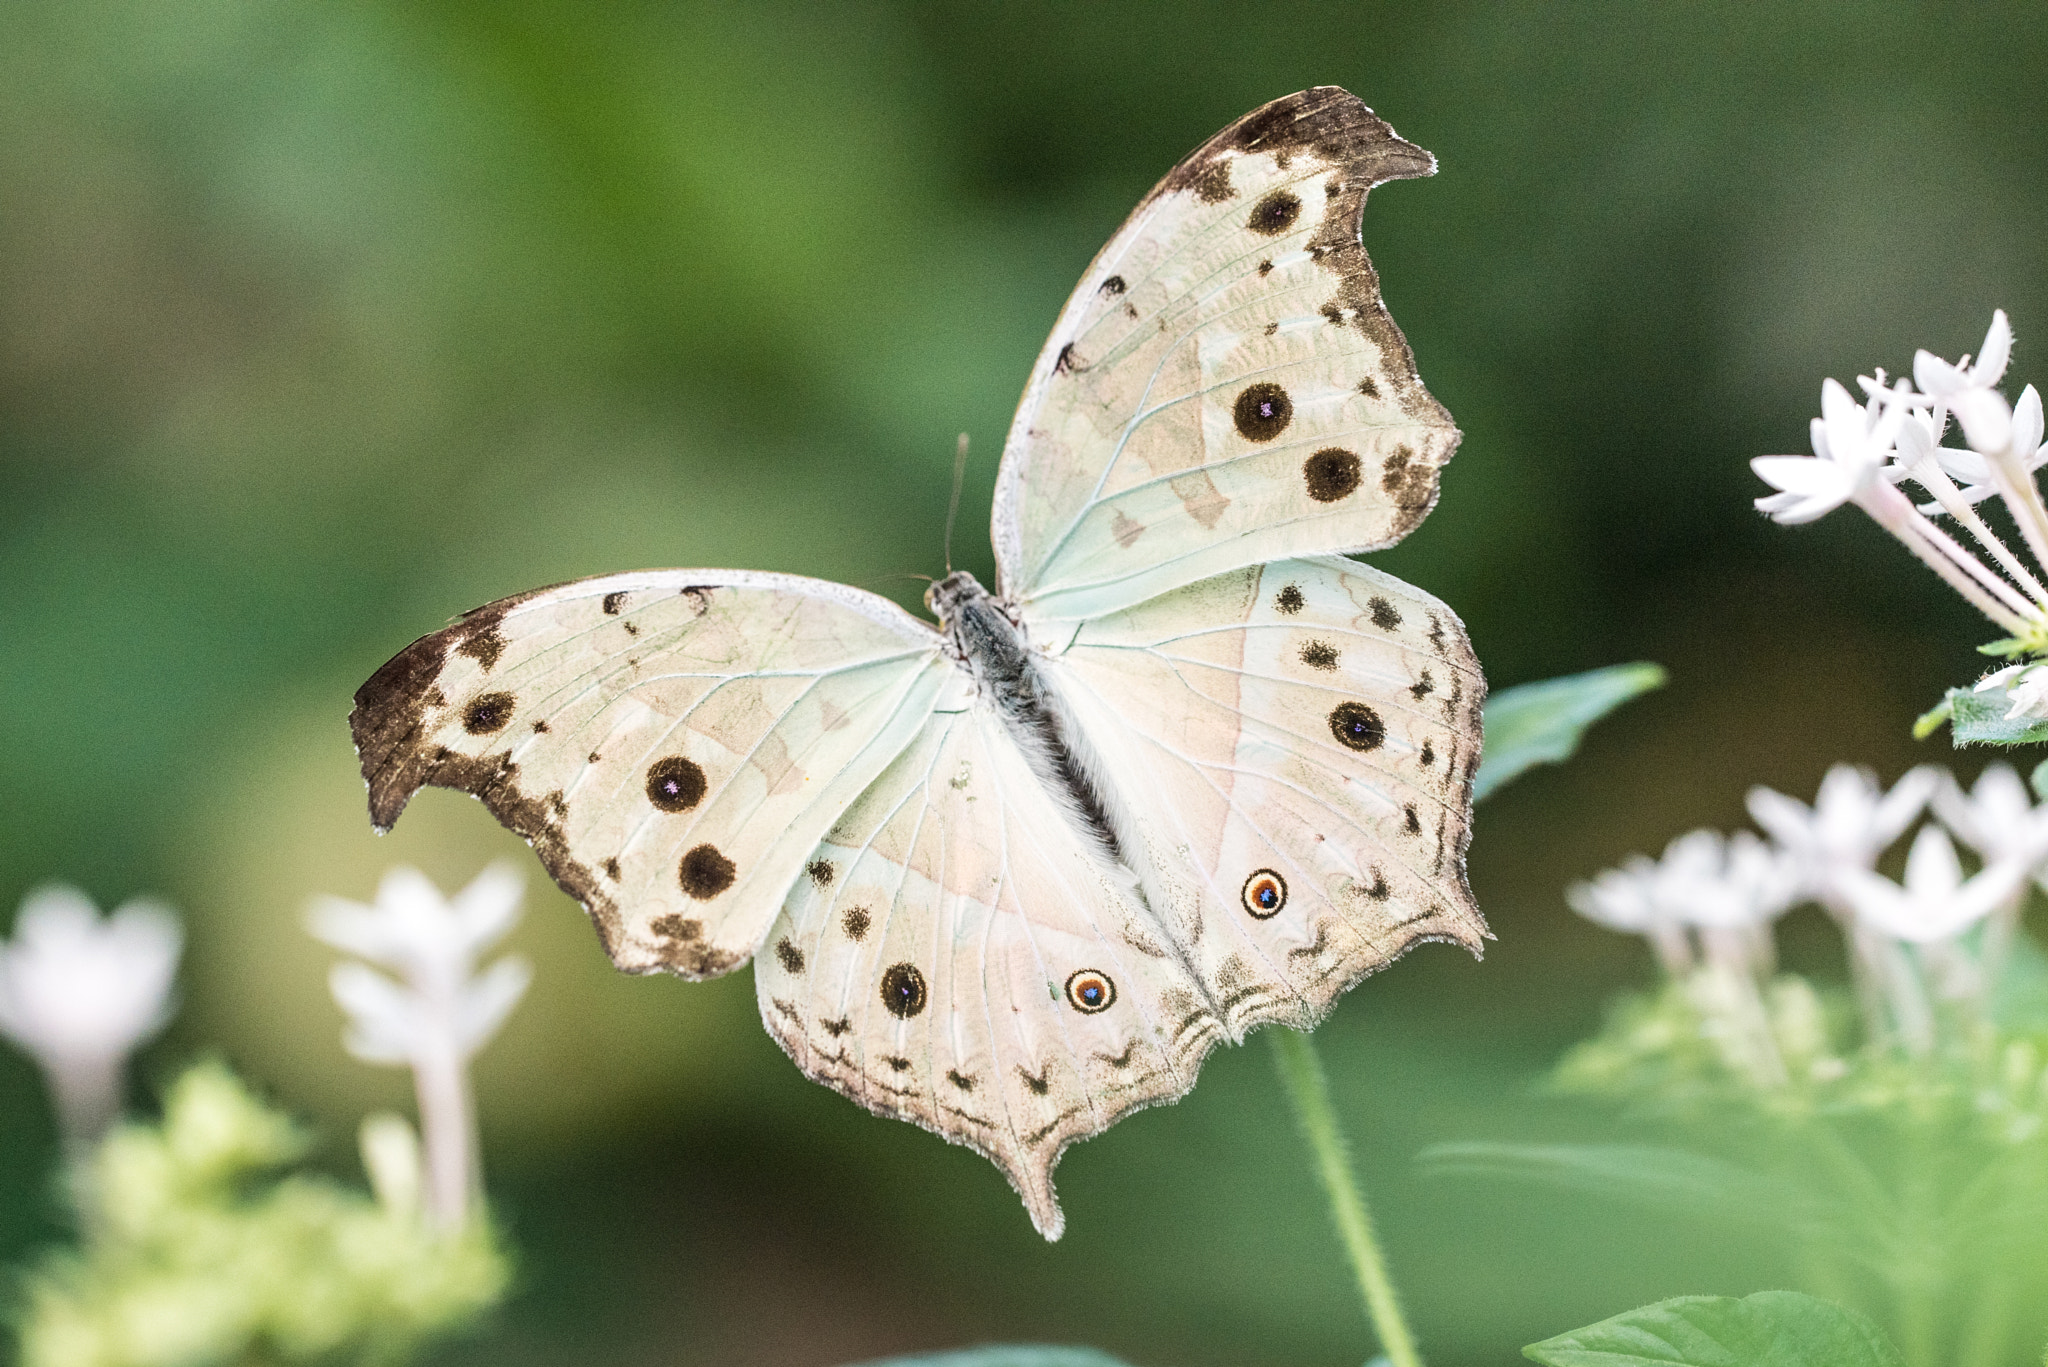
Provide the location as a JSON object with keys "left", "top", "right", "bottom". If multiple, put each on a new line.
{"left": 3, "top": 1, "right": 2041, "bottom": 1363}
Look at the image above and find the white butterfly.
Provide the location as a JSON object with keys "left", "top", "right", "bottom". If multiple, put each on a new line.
{"left": 352, "top": 87, "right": 1486, "bottom": 1239}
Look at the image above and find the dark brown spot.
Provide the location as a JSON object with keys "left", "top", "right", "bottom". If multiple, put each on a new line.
{"left": 770, "top": 996, "right": 800, "bottom": 1021}
{"left": 1248, "top": 189, "right": 1302, "bottom": 235}
{"left": 1364, "top": 870, "right": 1390, "bottom": 900}
{"left": 1100, "top": 275, "right": 1126, "bottom": 295}
{"left": 1241, "top": 869, "right": 1287, "bottom": 919}
{"left": 1017, "top": 1065, "right": 1051, "bottom": 1096}
{"left": 842, "top": 905, "right": 871, "bottom": 940}
{"left": 1357, "top": 376, "right": 1381, "bottom": 399}
{"left": 821, "top": 1016, "right": 852, "bottom": 1037}
{"left": 1257, "top": 258, "right": 1274, "bottom": 276}
{"left": 1300, "top": 641, "right": 1339, "bottom": 671}
{"left": 681, "top": 585, "right": 714, "bottom": 615}
{"left": 1095, "top": 1041, "right": 1136, "bottom": 1068}
{"left": 646, "top": 756, "right": 707, "bottom": 812}
{"left": 588, "top": 751, "right": 603, "bottom": 763}
{"left": 531, "top": 719, "right": 549, "bottom": 733}
{"left": 623, "top": 621, "right": 640, "bottom": 637}
{"left": 1304, "top": 447, "right": 1363, "bottom": 502}
{"left": 678, "top": 844, "right": 736, "bottom": 899}
{"left": 1233, "top": 382, "right": 1292, "bottom": 442}
{"left": 1329, "top": 702, "right": 1385, "bottom": 752}
{"left": 651, "top": 914, "right": 702, "bottom": 942}
{"left": 1187, "top": 158, "right": 1234, "bottom": 203}
{"left": 1410, "top": 670, "right": 1434, "bottom": 699}
{"left": 807, "top": 859, "right": 835, "bottom": 887}
{"left": 601, "top": 858, "right": 621, "bottom": 881}
{"left": 881, "top": 963, "right": 927, "bottom": 1019}
{"left": 1381, "top": 443, "right": 1433, "bottom": 509}
{"left": 1370, "top": 597, "right": 1403, "bottom": 630}
{"left": 1405, "top": 805, "right": 1422, "bottom": 835}
{"left": 601, "top": 591, "right": 627, "bottom": 615}
{"left": 547, "top": 791, "right": 569, "bottom": 818}
{"left": 462, "top": 693, "right": 515, "bottom": 734}
{"left": 456, "top": 624, "right": 506, "bottom": 672}
{"left": 884, "top": 1055, "right": 912, "bottom": 1072}
{"left": 1263, "top": 321, "right": 1279, "bottom": 337}
{"left": 1054, "top": 342, "right": 1080, "bottom": 375}
{"left": 1275, "top": 584, "right": 1305, "bottom": 615}
{"left": 774, "top": 937, "right": 804, "bottom": 974}
{"left": 1420, "top": 739, "right": 1436, "bottom": 767}
{"left": 947, "top": 1069, "right": 976, "bottom": 1091}
{"left": 1321, "top": 304, "right": 1344, "bottom": 326}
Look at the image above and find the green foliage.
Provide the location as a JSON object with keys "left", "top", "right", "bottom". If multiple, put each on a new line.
{"left": 1474, "top": 665, "right": 1666, "bottom": 803}
{"left": 1432, "top": 963, "right": 2048, "bottom": 1364}
{"left": 14, "top": 1063, "right": 509, "bottom": 1367}
{"left": 1523, "top": 1291, "right": 1902, "bottom": 1367}
{"left": 1927, "top": 683, "right": 2048, "bottom": 746}
{"left": 844, "top": 1351, "right": 1137, "bottom": 1367}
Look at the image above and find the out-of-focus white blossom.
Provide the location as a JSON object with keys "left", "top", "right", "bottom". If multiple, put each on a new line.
{"left": 1747, "top": 765, "right": 1939, "bottom": 906}
{"left": 0, "top": 886, "right": 181, "bottom": 1144}
{"left": 1567, "top": 830, "right": 1795, "bottom": 976}
{"left": 309, "top": 865, "right": 530, "bottom": 1232}
{"left": 1936, "top": 763, "right": 2048, "bottom": 876}
{"left": 1839, "top": 824, "right": 2033, "bottom": 944}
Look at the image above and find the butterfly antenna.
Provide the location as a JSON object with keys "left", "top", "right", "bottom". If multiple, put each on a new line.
{"left": 944, "top": 432, "right": 971, "bottom": 573}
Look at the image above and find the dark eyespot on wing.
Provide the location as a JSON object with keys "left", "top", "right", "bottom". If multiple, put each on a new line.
{"left": 1247, "top": 188, "right": 1302, "bottom": 235}
{"left": 678, "top": 844, "right": 736, "bottom": 899}
{"left": 1304, "top": 448, "right": 1362, "bottom": 502}
{"left": 1241, "top": 869, "right": 1287, "bottom": 919}
{"left": 774, "top": 937, "right": 805, "bottom": 974}
{"left": 1064, "top": 969, "right": 1116, "bottom": 1014}
{"left": 1275, "top": 584, "right": 1305, "bottom": 615}
{"left": 462, "top": 693, "right": 515, "bottom": 734}
{"left": 881, "top": 963, "right": 927, "bottom": 1019}
{"left": 1233, "top": 382, "right": 1293, "bottom": 442}
{"left": 1329, "top": 702, "right": 1385, "bottom": 752}
{"left": 646, "top": 756, "right": 707, "bottom": 812}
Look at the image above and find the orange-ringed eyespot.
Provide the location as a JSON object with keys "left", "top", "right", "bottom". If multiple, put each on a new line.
{"left": 1242, "top": 869, "right": 1287, "bottom": 919}
{"left": 1064, "top": 969, "right": 1116, "bottom": 1014}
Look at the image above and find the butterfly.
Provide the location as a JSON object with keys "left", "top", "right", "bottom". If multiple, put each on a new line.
{"left": 351, "top": 86, "right": 1486, "bottom": 1239}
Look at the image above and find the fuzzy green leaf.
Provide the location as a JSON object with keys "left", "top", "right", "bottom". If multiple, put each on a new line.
{"left": 1946, "top": 685, "right": 2048, "bottom": 746}
{"left": 1474, "top": 663, "right": 1666, "bottom": 802}
{"left": 1523, "top": 1291, "right": 1902, "bottom": 1367}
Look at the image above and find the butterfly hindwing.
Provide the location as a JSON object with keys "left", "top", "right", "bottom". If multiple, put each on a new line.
{"left": 1050, "top": 556, "right": 1486, "bottom": 1032}
{"left": 755, "top": 683, "right": 1219, "bottom": 1239}
{"left": 351, "top": 571, "right": 947, "bottom": 976}
{"left": 994, "top": 87, "right": 1458, "bottom": 623}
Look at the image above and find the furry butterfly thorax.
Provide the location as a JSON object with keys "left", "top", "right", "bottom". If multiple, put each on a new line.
{"left": 352, "top": 86, "right": 1487, "bottom": 1240}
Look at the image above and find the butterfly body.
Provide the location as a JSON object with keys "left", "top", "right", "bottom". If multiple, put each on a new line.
{"left": 353, "top": 87, "right": 1487, "bottom": 1238}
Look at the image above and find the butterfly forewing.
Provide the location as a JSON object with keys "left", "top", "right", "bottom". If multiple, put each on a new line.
{"left": 994, "top": 87, "right": 1458, "bottom": 623}
{"left": 755, "top": 685, "right": 1218, "bottom": 1239}
{"left": 351, "top": 571, "right": 947, "bottom": 976}
{"left": 1051, "top": 556, "right": 1486, "bottom": 1031}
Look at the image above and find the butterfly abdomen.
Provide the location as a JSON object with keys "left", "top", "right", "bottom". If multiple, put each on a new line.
{"left": 931, "top": 571, "right": 1125, "bottom": 867}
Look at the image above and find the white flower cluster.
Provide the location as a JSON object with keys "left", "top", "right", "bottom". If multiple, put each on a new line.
{"left": 1752, "top": 312, "right": 2048, "bottom": 716}
{"left": 1570, "top": 764, "right": 2048, "bottom": 1066}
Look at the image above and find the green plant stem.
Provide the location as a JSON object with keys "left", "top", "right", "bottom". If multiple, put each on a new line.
{"left": 1268, "top": 1026, "right": 1423, "bottom": 1367}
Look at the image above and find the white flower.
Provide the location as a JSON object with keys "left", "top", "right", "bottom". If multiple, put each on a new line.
{"left": 1752, "top": 378, "right": 1905, "bottom": 524}
{"left": 1747, "top": 764, "right": 1938, "bottom": 904}
{"left": 1935, "top": 761, "right": 2048, "bottom": 871}
{"left": 1567, "top": 830, "right": 1795, "bottom": 976}
{"left": 309, "top": 864, "right": 531, "bottom": 1067}
{"left": 1914, "top": 309, "right": 2015, "bottom": 455}
{"left": 1908, "top": 385, "right": 2048, "bottom": 510}
{"left": 1838, "top": 823, "right": 2029, "bottom": 943}
{"left": 0, "top": 886, "right": 182, "bottom": 1143}
{"left": 1973, "top": 662, "right": 2048, "bottom": 721}
{"left": 308, "top": 864, "right": 530, "bottom": 1230}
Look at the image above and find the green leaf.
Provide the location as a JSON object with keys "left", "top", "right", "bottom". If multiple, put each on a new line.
{"left": 1912, "top": 695, "right": 1952, "bottom": 740}
{"left": 1474, "top": 663, "right": 1666, "bottom": 802}
{"left": 1522, "top": 1290, "right": 1903, "bottom": 1367}
{"left": 842, "top": 1352, "right": 1135, "bottom": 1367}
{"left": 1946, "top": 684, "right": 2048, "bottom": 746}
